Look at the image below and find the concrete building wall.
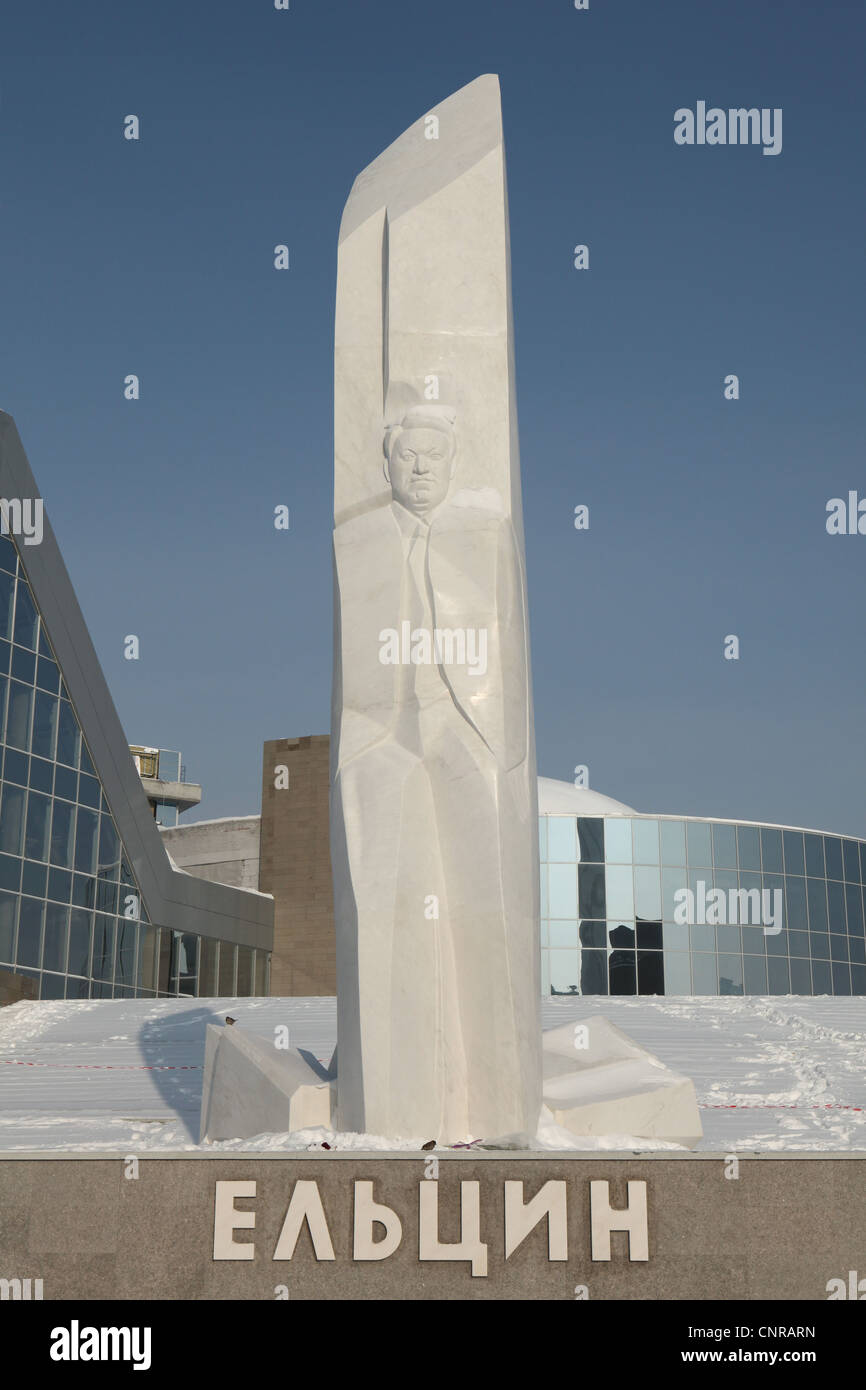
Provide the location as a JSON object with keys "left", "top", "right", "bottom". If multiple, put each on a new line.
{"left": 159, "top": 818, "right": 261, "bottom": 893}
{"left": 259, "top": 735, "right": 336, "bottom": 996}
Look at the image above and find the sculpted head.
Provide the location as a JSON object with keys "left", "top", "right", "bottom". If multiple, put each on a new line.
{"left": 384, "top": 404, "right": 457, "bottom": 518}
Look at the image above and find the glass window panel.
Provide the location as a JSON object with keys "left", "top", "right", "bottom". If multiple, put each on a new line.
{"left": 0, "top": 570, "right": 14, "bottom": 639}
{"left": 50, "top": 800, "right": 74, "bottom": 867}
{"left": 609, "top": 922, "right": 635, "bottom": 948}
{"left": 824, "top": 837, "right": 843, "bottom": 880}
{"left": 16, "top": 897, "right": 43, "bottom": 968}
{"left": 56, "top": 701, "right": 80, "bottom": 768}
{"left": 609, "top": 950, "right": 636, "bottom": 995}
{"left": 662, "top": 866, "right": 688, "bottom": 922}
{"left": 810, "top": 931, "right": 830, "bottom": 961}
{"left": 831, "top": 961, "right": 851, "bottom": 995}
{"left": 845, "top": 884, "right": 864, "bottom": 938}
{"left": 538, "top": 816, "right": 547, "bottom": 862}
{"left": 578, "top": 863, "right": 605, "bottom": 919}
{"left": 578, "top": 920, "right": 605, "bottom": 947}
{"left": 689, "top": 922, "right": 713, "bottom": 953}
{"left": 254, "top": 952, "right": 267, "bottom": 997}
{"left": 21, "top": 859, "right": 46, "bottom": 898}
{"left": 218, "top": 941, "right": 236, "bottom": 995}
{"left": 761, "top": 828, "right": 783, "bottom": 873}
{"left": 0, "top": 537, "right": 16, "bottom": 574}
{"left": 766, "top": 957, "right": 789, "bottom": 993}
{"left": 53, "top": 764, "right": 76, "bottom": 802}
{"left": 830, "top": 933, "right": 849, "bottom": 963}
{"left": 71, "top": 873, "right": 96, "bottom": 909}
{"left": 35, "top": 655, "right": 59, "bottom": 694}
{"left": 92, "top": 916, "right": 115, "bottom": 982}
{"left": 743, "top": 954, "right": 768, "bottom": 994}
{"left": 718, "top": 953, "right": 744, "bottom": 995}
{"left": 712, "top": 823, "right": 737, "bottom": 869}
{"left": 0, "top": 890, "right": 17, "bottom": 963}
{"left": 659, "top": 820, "right": 686, "bottom": 865}
{"left": 11, "top": 646, "right": 35, "bottom": 684}
{"left": 788, "top": 957, "right": 812, "bottom": 994}
{"left": 0, "top": 673, "right": 7, "bottom": 738}
{"left": 98, "top": 816, "right": 120, "bottom": 877}
{"left": 807, "top": 879, "right": 828, "bottom": 933}
{"left": 861, "top": 842, "right": 866, "bottom": 885}
{"left": 787, "top": 929, "right": 810, "bottom": 959}
{"left": 28, "top": 756, "right": 52, "bottom": 794}
{"left": 96, "top": 879, "right": 118, "bottom": 915}
{"left": 577, "top": 817, "right": 604, "bottom": 863}
{"left": 804, "top": 833, "right": 825, "bottom": 878}
{"left": 540, "top": 866, "right": 548, "bottom": 918}
{"left": 0, "top": 854, "right": 20, "bottom": 891}
{"left": 79, "top": 742, "right": 96, "bottom": 779}
{"left": 686, "top": 821, "right": 712, "bottom": 866}
{"left": 714, "top": 869, "right": 739, "bottom": 897}
{"left": 0, "top": 784, "right": 25, "bottom": 855}
{"left": 850, "top": 936, "right": 866, "bottom": 965}
{"left": 663, "top": 923, "right": 689, "bottom": 951}
{"left": 47, "top": 866, "right": 72, "bottom": 903}
{"left": 13, "top": 580, "right": 38, "bottom": 649}
{"left": 811, "top": 959, "right": 832, "bottom": 994}
{"left": 632, "top": 819, "right": 659, "bottom": 865}
{"left": 578, "top": 948, "right": 607, "bottom": 995}
{"left": 741, "top": 922, "right": 766, "bottom": 954}
{"left": 78, "top": 774, "right": 99, "bottom": 810}
{"left": 540, "top": 920, "right": 548, "bottom": 947}
{"left": 74, "top": 807, "right": 98, "bottom": 875}
{"left": 199, "top": 937, "right": 218, "bottom": 996}
{"left": 549, "top": 921, "right": 578, "bottom": 949}
{"left": 827, "top": 880, "right": 846, "bottom": 933}
{"left": 852, "top": 963, "right": 866, "bottom": 994}
{"left": 547, "top": 817, "right": 576, "bottom": 862}
{"left": 39, "top": 973, "right": 65, "bottom": 1000}
{"left": 549, "top": 949, "right": 579, "bottom": 995}
{"left": 663, "top": 952, "right": 691, "bottom": 994}
{"left": 692, "top": 953, "right": 717, "bottom": 995}
{"left": 633, "top": 866, "right": 661, "bottom": 920}
{"left": 115, "top": 920, "right": 138, "bottom": 987}
{"left": 637, "top": 950, "right": 664, "bottom": 994}
{"left": 843, "top": 840, "right": 860, "bottom": 882}
{"left": 549, "top": 864, "right": 577, "bottom": 918}
{"left": 178, "top": 933, "right": 198, "bottom": 995}
{"left": 716, "top": 924, "right": 742, "bottom": 953}
{"left": 236, "top": 946, "right": 252, "bottom": 997}
{"left": 636, "top": 921, "right": 662, "bottom": 949}
{"left": 42, "top": 903, "right": 69, "bottom": 973}
{"left": 24, "top": 790, "right": 51, "bottom": 861}
{"left": 782, "top": 831, "right": 805, "bottom": 877}
{"left": 67, "top": 909, "right": 92, "bottom": 977}
{"left": 605, "top": 864, "right": 634, "bottom": 920}
{"left": 6, "top": 681, "right": 32, "bottom": 749}
{"left": 604, "top": 818, "right": 632, "bottom": 864}
{"left": 785, "top": 876, "right": 807, "bottom": 931}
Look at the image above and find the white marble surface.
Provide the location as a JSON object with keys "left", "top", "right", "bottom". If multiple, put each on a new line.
{"left": 331, "top": 75, "right": 541, "bottom": 1142}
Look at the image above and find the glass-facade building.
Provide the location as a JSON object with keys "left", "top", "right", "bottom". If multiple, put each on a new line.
{"left": 0, "top": 532, "right": 270, "bottom": 1001}
{"left": 540, "top": 810, "right": 866, "bottom": 997}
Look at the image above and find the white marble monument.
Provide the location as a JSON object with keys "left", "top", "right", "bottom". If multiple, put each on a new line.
{"left": 330, "top": 74, "right": 542, "bottom": 1143}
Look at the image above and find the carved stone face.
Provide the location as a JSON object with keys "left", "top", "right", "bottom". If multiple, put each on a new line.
{"left": 387, "top": 426, "right": 455, "bottom": 517}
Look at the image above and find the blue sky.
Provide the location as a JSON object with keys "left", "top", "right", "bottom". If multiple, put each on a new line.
{"left": 1, "top": 0, "right": 863, "bottom": 835}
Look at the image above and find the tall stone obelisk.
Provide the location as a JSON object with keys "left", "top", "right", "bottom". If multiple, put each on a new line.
{"left": 331, "top": 74, "right": 541, "bottom": 1142}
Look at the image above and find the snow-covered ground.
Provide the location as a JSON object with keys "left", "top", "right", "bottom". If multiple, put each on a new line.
{"left": 0, "top": 994, "right": 864, "bottom": 1152}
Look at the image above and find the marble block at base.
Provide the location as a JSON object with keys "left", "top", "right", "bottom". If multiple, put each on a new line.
{"left": 541, "top": 1018, "right": 703, "bottom": 1148}
{"left": 199, "top": 1024, "right": 335, "bottom": 1143}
